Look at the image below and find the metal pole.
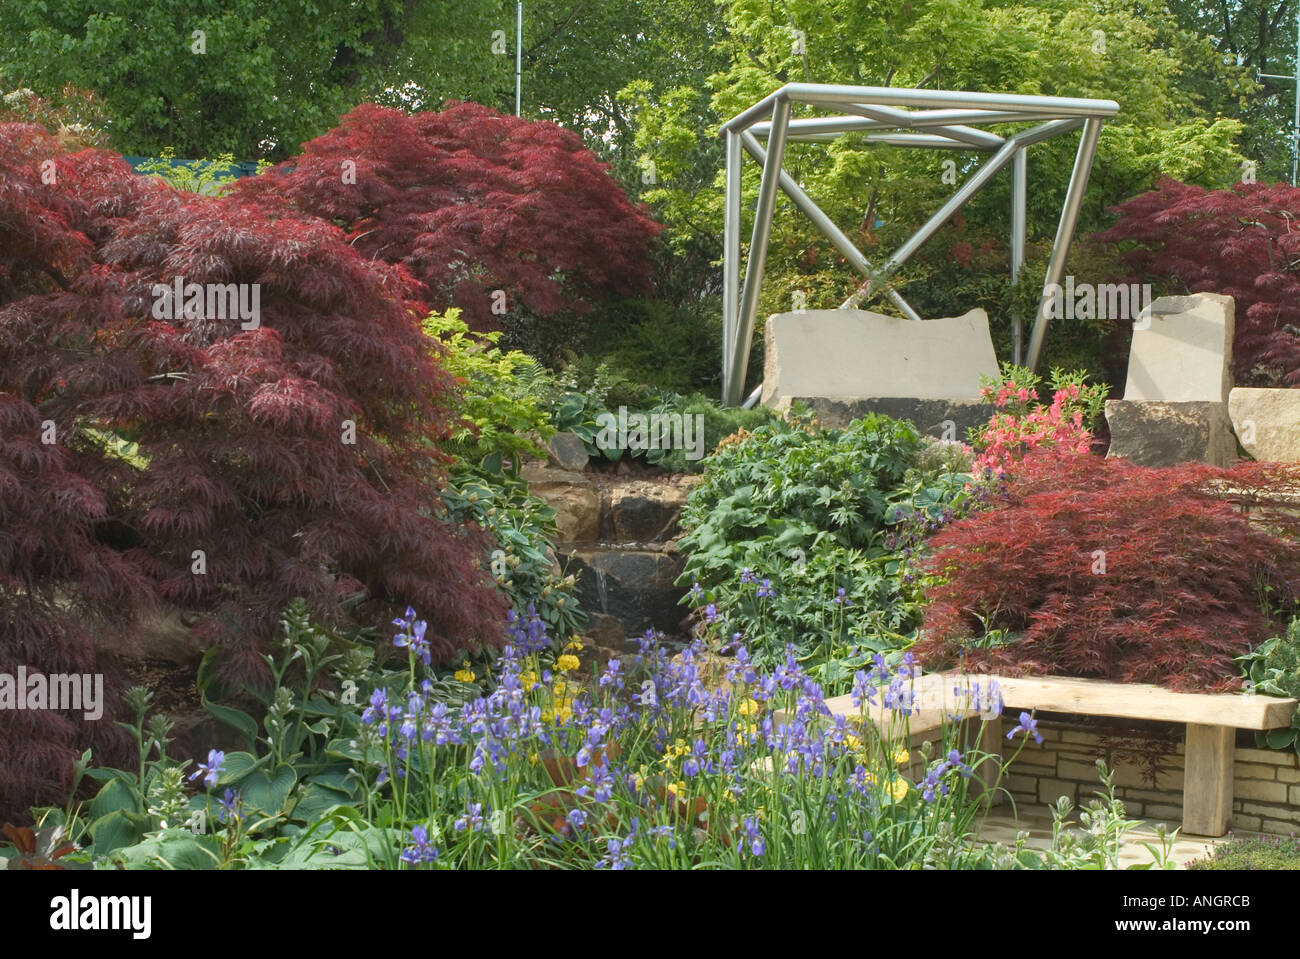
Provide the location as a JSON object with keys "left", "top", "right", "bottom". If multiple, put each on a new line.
{"left": 1293, "top": 4, "right": 1299, "bottom": 186}
{"left": 1025, "top": 117, "right": 1104, "bottom": 371}
{"left": 722, "top": 131, "right": 742, "bottom": 403}
{"left": 726, "top": 97, "right": 791, "bottom": 405}
{"left": 738, "top": 130, "right": 923, "bottom": 321}
{"left": 722, "top": 83, "right": 1119, "bottom": 127}
{"left": 515, "top": 2, "right": 522, "bottom": 117}
{"left": 873, "top": 138, "right": 1021, "bottom": 285}
{"left": 799, "top": 99, "right": 1005, "bottom": 149}
{"left": 1011, "top": 147, "right": 1027, "bottom": 365}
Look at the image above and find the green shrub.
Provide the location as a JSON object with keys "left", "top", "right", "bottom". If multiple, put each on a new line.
{"left": 579, "top": 298, "right": 726, "bottom": 395}
{"left": 425, "top": 309, "right": 554, "bottom": 474}
{"left": 654, "top": 395, "right": 777, "bottom": 473}
{"left": 545, "top": 379, "right": 777, "bottom": 473}
{"left": 133, "top": 148, "right": 265, "bottom": 195}
{"left": 424, "top": 309, "right": 585, "bottom": 637}
{"left": 676, "top": 413, "right": 978, "bottom": 686}
{"left": 441, "top": 466, "right": 585, "bottom": 641}
{"left": 502, "top": 297, "right": 731, "bottom": 397}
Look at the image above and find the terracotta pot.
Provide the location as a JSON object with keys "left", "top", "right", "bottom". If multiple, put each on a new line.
{"left": 538, "top": 740, "right": 623, "bottom": 788}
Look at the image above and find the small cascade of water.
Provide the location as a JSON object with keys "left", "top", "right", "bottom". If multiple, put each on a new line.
{"left": 594, "top": 567, "right": 609, "bottom": 614}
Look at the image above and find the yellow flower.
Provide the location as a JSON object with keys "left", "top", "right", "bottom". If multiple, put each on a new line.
{"left": 520, "top": 671, "right": 537, "bottom": 691}
{"left": 892, "top": 746, "right": 911, "bottom": 765}
{"left": 737, "top": 698, "right": 759, "bottom": 718}
{"left": 565, "top": 635, "right": 584, "bottom": 651}
{"left": 454, "top": 666, "right": 476, "bottom": 683}
{"left": 557, "top": 654, "right": 580, "bottom": 672}
{"left": 665, "top": 780, "right": 687, "bottom": 798}
{"left": 846, "top": 733, "right": 862, "bottom": 752}
{"left": 885, "top": 778, "right": 910, "bottom": 801}
{"left": 554, "top": 705, "right": 572, "bottom": 724}
{"left": 528, "top": 751, "right": 539, "bottom": 766}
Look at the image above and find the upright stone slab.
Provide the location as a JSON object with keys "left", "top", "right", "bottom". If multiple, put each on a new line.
{"left": 1229, "top": 387, "right": 1300, "bottom": 463}
{"left": 761, "top": 308, "right": 998, "bottom": 435}
{"left": 1123, "top": 293, "right": 1234, "bottom": 404}
{"left": 1107, "top": 293, "right": 1237, "bottom": 467}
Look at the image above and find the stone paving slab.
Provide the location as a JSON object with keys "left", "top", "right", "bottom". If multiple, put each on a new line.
{"left": 976, "top": 811, "right": 1225, "bottom": 868}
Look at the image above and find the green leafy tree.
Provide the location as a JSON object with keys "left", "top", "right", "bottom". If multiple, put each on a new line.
{"left": 1166, "top": 0, "right": 1296, "bottom": 182}
{"left": 0, "top": 0, "right": 516, "bottom": 159}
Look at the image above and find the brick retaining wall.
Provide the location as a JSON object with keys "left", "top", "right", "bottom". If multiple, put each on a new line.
{"left": 990, "top": 714, "right": 1300, "bottom": 835}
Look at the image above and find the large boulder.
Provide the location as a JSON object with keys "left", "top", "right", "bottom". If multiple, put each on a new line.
{"left": 786, "top": 397, "right": 993, "bottom": 436}
{"left": 609, "top": 483, "right": 688, "bottom": 543}
{"left": 1105, "top": 399, "right": 1238, "bottom": 467}
{"left": 545, "top": 431, "right": 590, "bottom": 472}
{"left": 520, "top": 464, "right": 601, "bottom": 544}
{"left": 1107, "top": 293, "right": 1240, "bottom": 467}
{"left": 1229, "top": 388, "right": 1300, "bottom": 463}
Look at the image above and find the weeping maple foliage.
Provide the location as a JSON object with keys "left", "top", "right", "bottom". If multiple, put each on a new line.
{"left": 0, "top": 123, "right": 512, "bottom": 818}
{"left": 233, "top": 101, "right": 661, "bottom": 329}
{"left": 0, "top": 124, "right": 156, "bottom": 817}
{"left": 914, "top": 448, "right": 1300, "bottom": 692}
{"left": 1097, "top": 176, "right": 1300, "bottom": 387}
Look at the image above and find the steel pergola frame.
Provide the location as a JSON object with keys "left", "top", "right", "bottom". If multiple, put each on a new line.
{"left": 719, "top": 83, "right": 1119, "bottom": 406}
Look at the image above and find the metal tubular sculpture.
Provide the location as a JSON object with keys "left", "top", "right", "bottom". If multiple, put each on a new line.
{"left": 718, "top": 84, "right": 1118, "bottom": 406}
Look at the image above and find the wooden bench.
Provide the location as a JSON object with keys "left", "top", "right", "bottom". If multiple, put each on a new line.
{"left": 964, "top": 673, "right": 1297, "bottom": 836}
{"left": 786, "top": 671, "right": 1298, "bottom": 837}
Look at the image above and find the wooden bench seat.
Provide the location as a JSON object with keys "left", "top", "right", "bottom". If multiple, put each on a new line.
{"left": 784, "top": 671, "right": 1298, "bottom": 837}
{"left": 971, "top": 672, "right": 1296, "bottom": 836}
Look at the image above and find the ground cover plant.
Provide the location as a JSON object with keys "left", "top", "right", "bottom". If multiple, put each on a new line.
{"left": 546, "top": 377, "right": 778, "bottom": 473}
{"left": 1187, "top": 832, "right": 1300, "bottom": 870}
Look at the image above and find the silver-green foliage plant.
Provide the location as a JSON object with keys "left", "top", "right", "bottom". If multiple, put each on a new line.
{"left": 1237, "top": 616, "right": 1300, "bottom": 756}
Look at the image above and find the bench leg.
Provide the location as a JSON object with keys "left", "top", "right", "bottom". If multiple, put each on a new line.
{"left": 971, "top": 717, "right": 1004, "bottom": 807}
{"left": 1183, "top": 723, "right": 1234, "bottom": 837}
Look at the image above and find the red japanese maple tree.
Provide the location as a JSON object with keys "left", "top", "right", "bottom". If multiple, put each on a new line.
{"left": 1, "top": 123, "right": 511, "bottom": 818}
{"left": 1097, "top": 177, "right": 1300, "bottom": 387}
{"left": 234, "top": 101, "right": 661, "bottom": 329}
{"left": 914, "top": 447, "right": 1300, "bottom": 692}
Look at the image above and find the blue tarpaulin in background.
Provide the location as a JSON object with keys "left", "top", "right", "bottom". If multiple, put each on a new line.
{"left": 122, "top": 156, "right": 260, "bottom": 178}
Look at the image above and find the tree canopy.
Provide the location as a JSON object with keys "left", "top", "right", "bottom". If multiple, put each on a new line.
{"left": 0, "top": 0, "right": 516, "bottom": 159}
